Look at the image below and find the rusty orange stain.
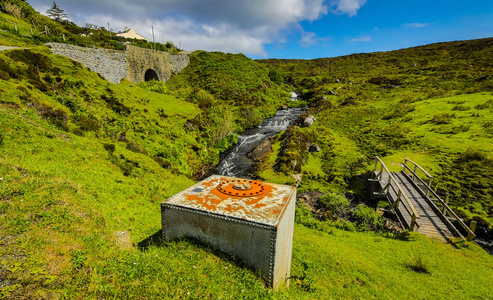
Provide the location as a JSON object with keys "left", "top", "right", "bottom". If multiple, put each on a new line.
{"left": 167, "top": 175, "right": 296, "bottom": 226}
{"left": 201, "top": 179, "right": 219, "bottom": 188}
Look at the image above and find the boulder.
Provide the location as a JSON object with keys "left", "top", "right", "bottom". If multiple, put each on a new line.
{"left": 303, "top": 115, "right": 316, "bottom": 127}
{"left": 248, "top": 138, "right": 272, "bottom": 161}
{"left": 309, "top": 144, "right": 321, "bottom": 152}
{"left": 291, "top": 173, "right": 302, "bottom": 187}
{"left": 477, "top": 75, "right": 489, "bottom": 82}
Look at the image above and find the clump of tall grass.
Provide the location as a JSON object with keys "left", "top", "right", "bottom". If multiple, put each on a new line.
{"left": 407, "top": 254, "right": 431, "bottom": 274}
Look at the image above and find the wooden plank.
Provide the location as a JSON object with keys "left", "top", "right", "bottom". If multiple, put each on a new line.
{"left": 376, "top": 171, "right": 456, "bottom": 242}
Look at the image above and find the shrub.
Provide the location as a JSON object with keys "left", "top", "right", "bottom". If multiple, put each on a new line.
{"left": 431, "top": 113, "right": 455, "bottom": 125}
{"left": 319, "top": 193, "right": 350, "bottom": 216}
{"left": 268, "top": 69, "right": 283, "bottom": 85}
{"left": 35, "top": 103, "right": 68, "bottom": 131}
{"left": 458, "top": 148, "right": 489, "bottom": 163}
{"left": 76, "top": 115, "right": 99, "bottom": 132}
{"left": 452, "top": 105, "right": 470, "bottom": 111}
{"left": 101, "top": 94, "right": 131, "bottom": 115}
{"left": 126, "top": 141, "right": 148, "bottom": 155}
{"left": 103, "top": 143, "right": 115, "bottom": 153}
{"left": 1, "top": 3, "right": 23, "bottom": 18}
{"left": 153, "top": 156, "right": 172, "bottom": 169}
{"left": 352, "top": 204, "right": 384, "bottom": 231}
{"left": 0, "top": 58, "right": 18, "bottom": 80}
{"left": 138, "top": 80, "right": 166, "bottom": 94}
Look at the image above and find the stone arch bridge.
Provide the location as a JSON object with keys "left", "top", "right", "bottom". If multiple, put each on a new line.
{"left": 46, "top": 43, "right": 190, "bottom": 84}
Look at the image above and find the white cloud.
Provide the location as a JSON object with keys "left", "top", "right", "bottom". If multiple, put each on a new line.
{"left": 351, "top": 35, "right": 371, "bottom": 42}
{"left": 27, "top": 0, "right": 363, "bottom": 56}
{"left": 404, "top": 22, "right": 430, "bottom": 28}
{"left": 330, "top": 0, "right": 367, "bottom": 17}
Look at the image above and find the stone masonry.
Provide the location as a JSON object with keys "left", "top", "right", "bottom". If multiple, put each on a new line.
{"left": 46, "top": 43, "right": 190, "bottom": 84}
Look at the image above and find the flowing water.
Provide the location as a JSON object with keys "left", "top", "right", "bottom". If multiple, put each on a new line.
{"left": 217, "top": 107, "right": 304, "bottom": 178}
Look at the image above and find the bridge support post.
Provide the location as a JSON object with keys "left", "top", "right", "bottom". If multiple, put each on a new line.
{"left": 443, "top": 193, "right": 449, "bottom": 216}
{"left": 391, "top": 192, "right": 400, "bottom": 209}
{"left": 426, "top": 178, "right": 432, "bottom": 197}
{"left": 467, "top": 221, "right": 477, "bottom": 241}
{"left": 410, "top": 215, "right": 417, "bottom": 231}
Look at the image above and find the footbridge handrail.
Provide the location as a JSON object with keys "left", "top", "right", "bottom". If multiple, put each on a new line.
{"left": 373, "top": 156, "right": 420, "bottom": 231}
{"left": 402, "top": 159, "right": 476, "bottom": 241}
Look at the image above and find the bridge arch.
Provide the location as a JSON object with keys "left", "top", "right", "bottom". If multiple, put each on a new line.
{"left": 144, "top": 69, "right": 159, "bottom": 81}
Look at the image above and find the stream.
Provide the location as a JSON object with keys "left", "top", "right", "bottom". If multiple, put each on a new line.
{"left": 217, "top": 107, "right": 304, "bottom": 178}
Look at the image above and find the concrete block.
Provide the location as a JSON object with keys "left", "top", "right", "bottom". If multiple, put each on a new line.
{"left": 161, "top": 175, "right": 296, "bottom": 290}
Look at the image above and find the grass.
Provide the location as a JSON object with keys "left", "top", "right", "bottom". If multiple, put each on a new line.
{"left": 259, "top": 38, "right": 493, "bottom": 228}
{"left": 1, "top": 2, "right": 493, "bottom": 297}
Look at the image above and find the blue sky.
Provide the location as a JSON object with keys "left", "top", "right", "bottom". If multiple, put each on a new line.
{"left": 260, "top": 0, "right": 493, "bottom": 59}
{"left": 28, "top": 0, "right": 493, "bottom": 59}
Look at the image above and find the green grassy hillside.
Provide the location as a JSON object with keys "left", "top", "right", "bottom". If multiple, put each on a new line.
{"left": 258, "top": 38, "right": 493, "bottom": 229}
{"left": 1, "top": 1, "right": 493, "bottom": 298}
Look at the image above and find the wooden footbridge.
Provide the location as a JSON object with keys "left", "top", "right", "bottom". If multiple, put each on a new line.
{"left": 369, "top": 157, "right": 477, "bottom": 242}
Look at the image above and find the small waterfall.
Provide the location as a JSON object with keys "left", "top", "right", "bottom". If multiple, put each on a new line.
{"left": 217, "top": 107, "right": 304, "bottom": 177}
{"left": 290, "top": 92, "right": 298, "bottom": 101}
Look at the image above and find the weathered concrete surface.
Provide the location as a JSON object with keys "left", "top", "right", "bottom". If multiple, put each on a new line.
{"left": 45, "top": 43, "right": 190, "bottom": 84}
{"left": 162, "top": 175, "right": 297, "bottom": 290}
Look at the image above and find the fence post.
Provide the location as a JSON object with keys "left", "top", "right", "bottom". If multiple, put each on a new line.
{"left": 467, "top": 221, "right": 477, "bottom": 241}
{"left": 413, "top": 165, "right": 418, "bottom": 182}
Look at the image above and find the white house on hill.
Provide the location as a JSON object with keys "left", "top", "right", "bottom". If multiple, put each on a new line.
{"left": 116, "top": 27, "right": 148, "bottom": 41}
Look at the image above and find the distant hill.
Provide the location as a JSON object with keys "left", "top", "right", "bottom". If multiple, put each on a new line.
{"left": 257, "top": 37, "right": 493, "bottom": 232}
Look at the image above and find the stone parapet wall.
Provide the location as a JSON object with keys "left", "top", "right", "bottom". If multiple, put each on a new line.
{"left": 46, "top": 43, "right": 127, "bottom": 84}
{"left": 46, "top": 43, "right": 190, "bottom": 84}
{"left": 169, "top": 53, "right": 190, "bottom": 74}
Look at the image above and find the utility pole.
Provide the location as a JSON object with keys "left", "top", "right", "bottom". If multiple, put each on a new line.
{"left": 151, "top": 26, "right": 156, "bottom": 51}
{"left": 108, "top": 22, "right": 112, "bottom": 38}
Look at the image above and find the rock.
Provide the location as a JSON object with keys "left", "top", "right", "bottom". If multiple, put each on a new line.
{"left": 303, "top": 115, "right": 316, "bottom": 127}
{"left": 322, "top": 96, "right": 328, "bottom": 100}
{"left": 249, "top": 138, "right": 272, "bottom": 161}
{"left": 309, "top": 144, "right": 321, "bottom": 152}
{"left": 411, "top": 62, "right": 417, "bottom": 67}
{"left": 328, "top": 90, "right": 336, "bottom": 96}
{"left": 291, "top": 174, "right": 302, "bottom": 187}
{"left": 477, "top": 75, "right": 489, "bottom": 82}
{"left": 335, "top": 78, "right": 340, "bottom": 83}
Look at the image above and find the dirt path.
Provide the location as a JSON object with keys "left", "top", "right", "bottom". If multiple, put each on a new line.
{"left": 0, "top": 46, "right": 26, "bottom": 51}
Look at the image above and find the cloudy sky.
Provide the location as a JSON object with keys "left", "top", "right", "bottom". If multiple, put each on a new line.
{"left": 27, "top": 0, "right": 493, "bottom": 59}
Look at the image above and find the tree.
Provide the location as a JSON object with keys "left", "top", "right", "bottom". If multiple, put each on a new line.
{"left": 46, "top": 1, "right": 68, "bottom": 22}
